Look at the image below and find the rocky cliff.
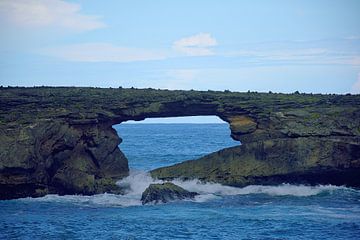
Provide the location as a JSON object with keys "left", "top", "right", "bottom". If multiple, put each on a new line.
{"left": 151, "top": 137, "right": 360, "bottom": 187}
{"left": 1, "top": 87, "right": 359, "bottom": 199}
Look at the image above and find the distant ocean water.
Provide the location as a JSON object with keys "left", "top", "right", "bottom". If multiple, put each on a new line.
{"left": 1, "top": 124, "right": 360, "bottom": 239}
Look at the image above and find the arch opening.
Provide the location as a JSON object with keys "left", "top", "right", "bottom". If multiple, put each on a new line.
{"left": 113, "top": 116, "right": 239, "bottom": 171}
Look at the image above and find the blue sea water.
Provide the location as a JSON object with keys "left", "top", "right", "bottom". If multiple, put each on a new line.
{"left": 116, "top": 123, "right": 239, "bottom": 170}
{"left": 1, "top": 124, "right": 360, "bottom": 240}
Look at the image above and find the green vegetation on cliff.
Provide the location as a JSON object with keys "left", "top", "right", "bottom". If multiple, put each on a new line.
{"left": 1, "top": 87, "right": 359, "bottom": 199}
{"left": 151, "top": 137, "right": 360, "bottom": 187}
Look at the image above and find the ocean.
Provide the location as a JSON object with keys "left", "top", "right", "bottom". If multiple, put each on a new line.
{"left": 1, "top": 124, "right": 359, "bottom": 239}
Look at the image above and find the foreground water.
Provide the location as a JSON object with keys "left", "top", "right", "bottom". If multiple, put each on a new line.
{"left": 1, "top": 124, "right": 360, "bottom": 239}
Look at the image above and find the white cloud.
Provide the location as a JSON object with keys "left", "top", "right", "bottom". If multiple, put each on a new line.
{"left": 39, "top": 33, "right": 219, "bottom": 62}
{"left": 351, "top": 73, "right": 360, "bottom": 94}
{"left": 40, "top": 43, "right": 167, "bottom": 62}
{"left": 227, "top": 48, "right": 329, "bottom": 61}
{"left": 226, "top": 47, "right": 360, "bottom": 66}
{"left": 0, "top": 0, "right": 105, "bottom": 31}
{"left": 173, "top": 33, "right": 217, "bottom": 56}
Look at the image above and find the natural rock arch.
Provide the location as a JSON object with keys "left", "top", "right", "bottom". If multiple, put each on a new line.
{"left": 1, "top": 87, "right": 359, "bottom": 199}
{"left": 115, "top": 116, "right": 238, "bottom": 170}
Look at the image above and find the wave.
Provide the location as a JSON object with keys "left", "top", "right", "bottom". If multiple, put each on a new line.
{"left": 20, "top": 170, "right": 355, "bottom": 207}
{"left": 169, "top": 177, "right": 348, "bottom": 198}
{"left": 28, "top": 192, "right": 141, "bottom": 207}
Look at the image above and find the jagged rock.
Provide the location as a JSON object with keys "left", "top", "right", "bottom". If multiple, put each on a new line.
{"left": 141, "top": 182, "right": 198, "bottom": 204}
{"left": 1, "top": 87, "right": 360, "bottom": 199}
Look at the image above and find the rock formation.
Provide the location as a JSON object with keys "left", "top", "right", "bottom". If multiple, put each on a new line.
{"left": 151, "top": 137, "right": 360, "bottom": 187}
{"left": 141, "top": 182, "right": 198, "bottom": 204}
{"left": 1, "top": 87, "right": 359, "bottom": 199}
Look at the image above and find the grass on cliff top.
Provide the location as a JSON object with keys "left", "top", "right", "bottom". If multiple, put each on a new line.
{"left": 1, "top": 87, "right": 359, "bottom": 125}
{"left": 1, "top": 86, "right": 357, "bottom": 102}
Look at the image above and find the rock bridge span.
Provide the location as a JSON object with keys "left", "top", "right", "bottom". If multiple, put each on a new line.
{"left": 1, "top": 87, "right": 359, "bottom": 199}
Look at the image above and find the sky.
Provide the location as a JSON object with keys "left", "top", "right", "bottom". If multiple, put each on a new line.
{"left": 123, "top": 116, "right": 224, "bottom": 124}
{"left": 0, "top": 0, "right": 360, "bottom": 98}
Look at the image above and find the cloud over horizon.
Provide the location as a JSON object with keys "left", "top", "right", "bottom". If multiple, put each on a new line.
{"left": 0, "top": 0, "right": 105, "bottom": 31}
{"left": 40, "top": 33, "right": 219, "bottom": 62}
{"left": 173, "top": 33, "right": 217, "bottom": 56}
{"left": 1, "top": 1, "right": 359, "bottom": 94}
{"left": 40, "top": 43, "right": 167, "bottom": 62}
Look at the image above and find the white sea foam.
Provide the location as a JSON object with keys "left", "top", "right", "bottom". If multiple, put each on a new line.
{"left": 173, "top": 178, "right": 346, "bottom": 197}
{"left": 21, "top": 170, "right": 353, "bottom": 207}
{"left": 117, "top": 169, "right": 163, "bottom": 196}
{"left": 28, "top": 192, "right": 142, "bottom": 207}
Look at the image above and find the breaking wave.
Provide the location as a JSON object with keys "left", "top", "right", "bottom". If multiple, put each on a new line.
{"left": 21, "top": 170, "right": 354, "bottom": 207}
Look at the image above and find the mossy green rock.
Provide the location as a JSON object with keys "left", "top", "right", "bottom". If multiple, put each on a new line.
{"left": 151, "top": 137, "right": 360, "bottom": 187}
{"left": 141, "top": 182, "right": 198, "bottom": 204}
{"left": 0, "top": 121, "right": 128, "bottom": 199}
{"left": 1, "top": 87, "right": 360, "bottom": 199}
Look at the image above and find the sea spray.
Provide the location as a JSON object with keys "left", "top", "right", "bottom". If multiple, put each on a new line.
{"left": 116, "top": 169, "right": 163, "bottom": 195}
{"left": 118, "top": 170, "right": 347, "bottom": 198}
{"left": 21, "top": 170, "right": 354, "bottom": 207}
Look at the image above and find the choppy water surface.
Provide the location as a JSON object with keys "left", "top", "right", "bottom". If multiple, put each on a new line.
{"left": 1, "top": 124, "right": 360, "bottom": 239}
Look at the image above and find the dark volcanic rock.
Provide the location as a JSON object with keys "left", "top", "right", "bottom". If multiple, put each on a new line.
{"left": 141, "top": 182, "right": 198, "bottom": 204}
{"left": 1, "top": 87, "right": 360, "bottom": 199}
{"left": 0, "top": 121, "right": 128, "bottom": 199}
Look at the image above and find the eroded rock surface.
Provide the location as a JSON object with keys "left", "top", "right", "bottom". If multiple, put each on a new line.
{"left": 151, "top": 137, "right": 360, "bottom": 187}
{"left": 1, "top": 87, "right": 360, "bottom": 199}
{"left": 141, "top": 182, "right": 198, "bottom": 204}
{"left": 0, "top": 121, "right": 128, "bottom": 199}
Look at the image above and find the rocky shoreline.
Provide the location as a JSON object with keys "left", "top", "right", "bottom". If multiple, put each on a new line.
{"left": 151, "top": 137, "right": 360, "bottom": 187}
{"left": 1, "top": 87, "right": 359, "bottom": 200}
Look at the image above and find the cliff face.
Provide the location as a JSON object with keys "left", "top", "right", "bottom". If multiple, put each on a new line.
{"left": 0, "top": 120, "right": 128, "bottom": 199}
{"left": 151, "top": 97, "right": 360, "bottom": 187}
{"left": 1, "top": 87, "right": 360, "bottom": 199}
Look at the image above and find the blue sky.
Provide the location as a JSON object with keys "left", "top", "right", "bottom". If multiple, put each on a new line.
{"left": 1, "top": 0, "right": 360, "bottom": 95}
